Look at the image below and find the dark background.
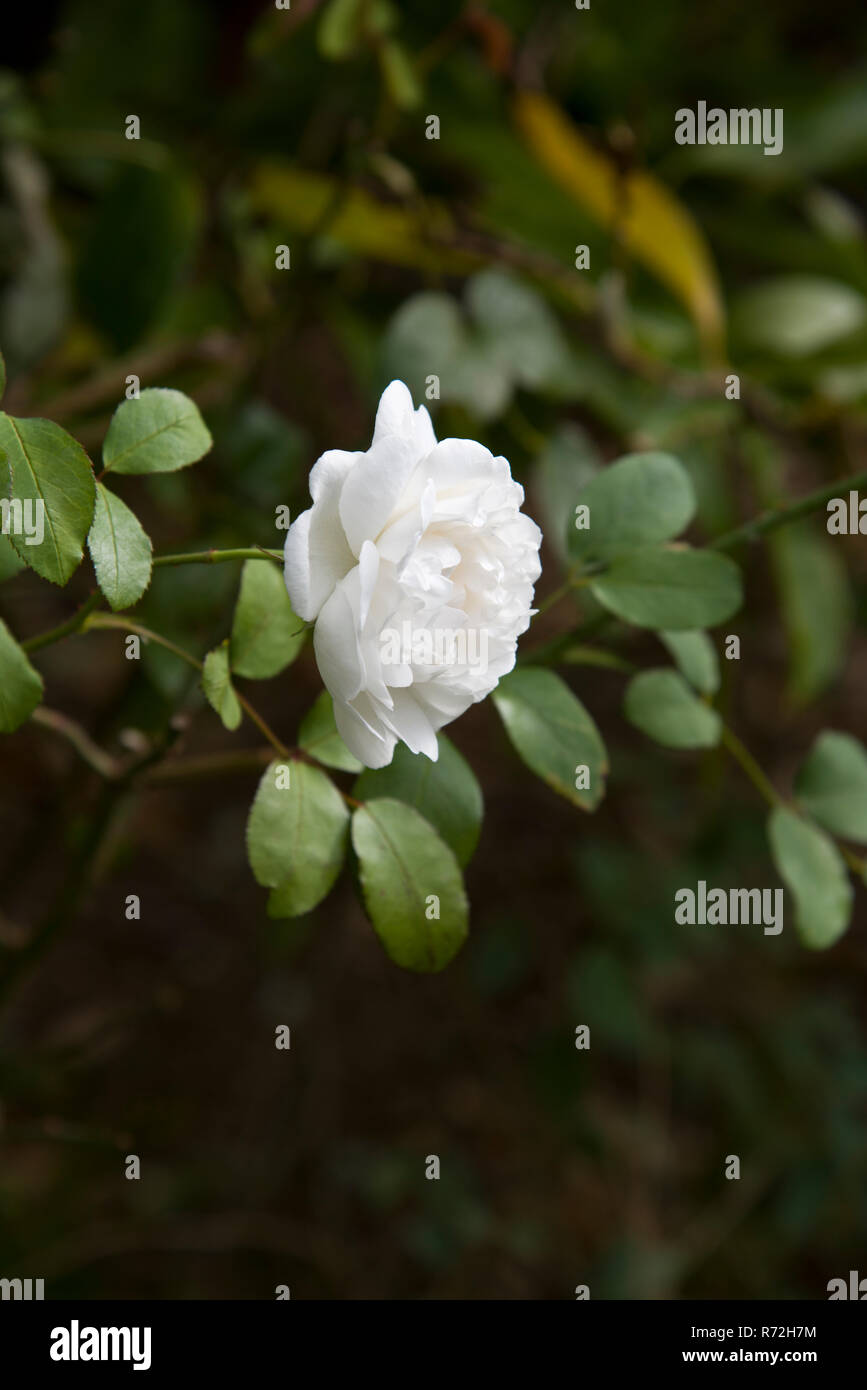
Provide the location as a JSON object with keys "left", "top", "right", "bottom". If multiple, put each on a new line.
{"left": 1, "top": 0, "right": 866, "bottom": 1299}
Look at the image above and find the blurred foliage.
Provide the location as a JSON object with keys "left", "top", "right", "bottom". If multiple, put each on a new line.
{"left": 1, "top": 0, "right": 866, "bottom": 1301}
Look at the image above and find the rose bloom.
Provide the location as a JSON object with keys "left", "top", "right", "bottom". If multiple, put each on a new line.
{"left": 284, "top": 381, "right": 542, "bottom": 768}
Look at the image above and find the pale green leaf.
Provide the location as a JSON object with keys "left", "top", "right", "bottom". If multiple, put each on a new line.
{"left": 570, "top": 452, "right": 695, "bottom": 564}
{"left": 229, "top": 558, "right": 304, "bottom": 679}
{"left": 201, "top": 642, "right": 242, "bottom": 731}
{"left": 768, "top": 806, "right": 853, "bottom": 949}
{"left": 103, "top": 388, "right": 212, "bottom": 475}
{"left": 87, "top": 482, "right": 152, "bottom": 611}
{"left": 795, "top": 731, "right": 867, "bottom": 842}
{"left": 247, "top": 759, "right": 349, "bottom": 917}
{"left": 659, "top": 629, "right": 720, "bottom": 694}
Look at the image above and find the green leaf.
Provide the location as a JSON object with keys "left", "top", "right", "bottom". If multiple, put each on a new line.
{"left": 201, "top": 642, "right": 242, "bottom": 731}
{"left": 734, "top": 276, "right": 866, "bottom": 358}
{"left": 353, "top": 734, "right": 483, "bottom": 867}
{"left": 382, "top": 292, "right": 467, "bottom": 406}
{"left": 767, "top": 806, "right": 853, "bottom": 949}
{"left": 0, "top": 534, "right": 25, "bottom": 582}
{"left": 768, "top": 521, "right": 852, "bottom": 703}
{"left": 659, "top": 629, "right": 720, "bottom": 694}
{"left": 795, "top": 731, "right": 867, "bottom": 842}
{"left": 87, "top": 482, "right": 152, "bottom": 612}
{"left": 298, "top": 691, "right": 363, "bottom": 773}
{"left": 535, "top": 423, "right": 601, "bottom": 564}
{"left": 591, "top": 546, "right": 742, "bottom": 630}
{"left": 379, "top": 39, "right": 421, "bottom": 110}
{"left": 247, "top": 759, "right": 349, "bottom": 917}
{"left": 569, "top": 451, "right": 695, "bottom": 564}
{"left": 351, "top": 798, "right": 468, "bottom": 972}
{"left": 102, "top": 388, "right": 212, "bottom": 476}
{"left": 77, "top": 164, "right": 199, "bottom": 351}
{"left": 229, "top": 558, "right": 304, "bottom": 679}
{"left": 623, "top": 669, "right": 721, "bottom": 749}
{"left": 467, "top": 268, "right": 574, "bottom": 392}
{"left": 318, "top": 0, "right": 366, "bottom": 58}
{"left": 0, "top": 618, "right": 43, "bottom": 732}
{"left": 492, "top": 667, "right": 608, "bottom": 810}
{"left": 0, "top": 414, "right": 96, "bottom": 586}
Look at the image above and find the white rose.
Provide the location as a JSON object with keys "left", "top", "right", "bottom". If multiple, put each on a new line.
{"left": 284, "top": 380, "right": 542, "bottom": 768}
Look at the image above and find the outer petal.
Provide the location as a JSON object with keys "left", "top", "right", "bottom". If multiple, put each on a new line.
{"left": 313, "top": 577, "right": 365, "bottom": 704}
{"left": 379, "top": 688, "right": 439, "bottom": 760}
{"left": 338, "top": 434, "right": 420, "bottom": 557}
{"left": 334, "top": 695, "right": 396, "bottom": 769}
{"left": 283, "top": 449, "right": 357, "bottom": 621}
{"left": 373, "top": 379, "right": 437, "bottom": 456}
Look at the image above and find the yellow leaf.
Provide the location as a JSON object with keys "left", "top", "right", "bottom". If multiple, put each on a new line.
{"left": 248, "top": 162, "right": 481, "bottom": 276}
{"left": 513, "top": 90, "right": 725, "bottom": 357}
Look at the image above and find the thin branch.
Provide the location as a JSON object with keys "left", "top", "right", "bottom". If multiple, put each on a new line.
{"left": 719, "top": 726, "right": 783, "bottom": 809}
{"left": 711, "top": 468, "right": 867, "bottom": 551}
{"left": 84, "top": 613, "right": 290, "bottom": 757}
{"left": 143, "top": 747, "right": 274, "bottom": 784}
{"left": 22, "top": 592, "right": 101, "bottom": 653}
{"left": 152, "top": 546, "right": 283, "bottom": 569}
{"left": 29, "top": 707, "right": 123, "bottom": 780}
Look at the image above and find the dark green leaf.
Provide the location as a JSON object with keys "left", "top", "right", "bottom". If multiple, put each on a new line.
{"left": 535, "top": 423, "right": 601, "bottom": 565}
{"left": 77, "top": 164, "right": 199, "bottom": 350}
{"left": 0, "top": 413, "right": 96, "bottom": 585}
{"left": 353, "top": 734, "right": 483, "bottom": 867}
{"left": 298, "top": 691, "right": 363, "bottom": 773}
{"left": 623, "top": 669, "right": 721, "bottom": 748}
{"left": 0, "top": 618, "right": 43, "bottom": 732}
{"left": 769, "top": 521, "right": 852, "bottom": 703}
{"left": 591, "top": 546, "right": 742, "bottom": 630}
{"left": 351, "top": 798, "right": 468, "bottom": 972}
{"left": 0, "top": 534, "right": 25, "bottom": 583}
{"left": 492, "top": 667, "right": 608, "bottom": 810}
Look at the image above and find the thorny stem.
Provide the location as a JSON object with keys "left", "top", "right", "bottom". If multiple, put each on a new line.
{"left": 21, "top": 592, "right": 101, "bottom": 653}
{"left": 719, "top": 726, "right": 783, "bottom": 810}
{"left": 711, "top": 468, "right": 867, "bottom": 551}
{"left": 152, "top": 547, "right": 283, "bottom": 568}
{"left": 84, "top": 614, "right": 290, "bottom": 758}
{"left": 29, "top": 707, "right": 123, "bottom": 780}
